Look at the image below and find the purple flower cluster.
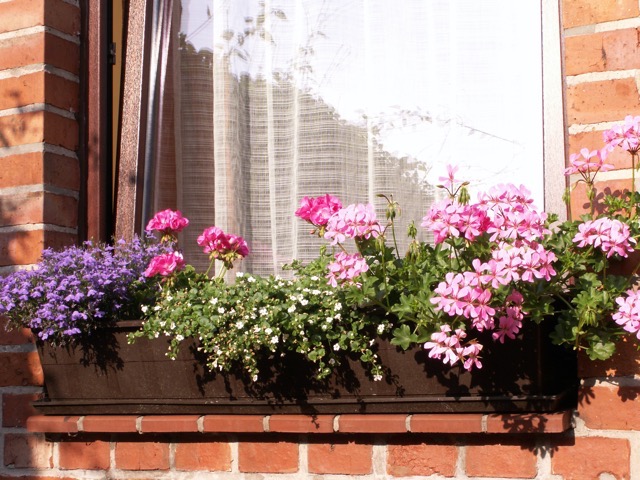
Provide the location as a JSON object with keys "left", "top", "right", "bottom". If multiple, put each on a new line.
{"left": 0, "top": 235, "right": 166, "bottom": 344}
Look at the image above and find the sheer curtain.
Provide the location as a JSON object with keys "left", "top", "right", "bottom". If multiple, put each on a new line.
{"left": 147, "top": 0, "right": 543, "bottom": 275}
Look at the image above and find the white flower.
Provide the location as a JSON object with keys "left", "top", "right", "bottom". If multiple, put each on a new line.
{"left": 373, "top": 374, "right": 383, "bottom": 382}
{"left": 270, "top": 335, "right": 279, "bottom": 344}
{"left": 236, "top": 321, "right": 244, "bottom": 329}
{"left": 333, "top": 343, "right": 340, "bottom": 351}
{"left": 334, "top": 302, "right": 342, "bottom": 311}
{"left": 141, "top": 305, "right": 149, "bottom": 313}
{"left": 300, "top": 298, "right": 309, "bottom": 306}
{"left": 377, "top": 324, "right": 385, "bottom": 334}
{"left": 170, "top": 322, "right": 176, "bottom": 330}
{"left": 218, "top": 307, "right": 225, "bottom": 314}
{"left": 288, "top": 305, "right": 296, "bottom": 313}
{"left": 369, "top": 339, "right": 375, "bottom": 346}
{"left": 312, "top": 289, "right": 321, "bottom": 295}
{"left": 154, "top": 332, "right": 159, "bottom": 338}
{"left": 311, "top": 276, "right": 319, "bottom": 281}
{"left": 252, "top": 374, "right": 258, "bottom": 382}
{"left": 259, "top": 307, "right": 268, "bottom": 316}
{"left": 328, "top": 358, "right": 336, "bottom": 365}
{"left": 236, "top": 272, "right": 244, "bottom": 277}
{"left": 247, "top": 276, "right": 256, "bottom": 283}
{"left": 166, "top": 295, "right": 173, "bottom": 302}
{"left": 153, "top": 305, "right": 161, "bottom": 311}
{"left": 326, "top": 317, "right": 333, "bottom": 323}
{"left": 265, "top": 327, "right": 273, "bottom": 335}
{"left": 210, "top": 298, "right": 218, "bottom": 305}
{"left": 176, "top": 334, "right": 184, "bottom": 341}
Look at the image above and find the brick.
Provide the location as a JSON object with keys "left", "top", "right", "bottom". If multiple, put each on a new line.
{"left": 202, "top": 414, "right": 265, "bottom": 433}
{"left": 269, "top": 414, "right": 334, "bottom": 433}
{"left": 410, "top": 414, "right": 482, "bottom": 433}
{"left": 578, "top": 385, "right": 640, "bottom": 429}
{"left": 81, "top": 415, "right": 138, "bottom": 433}
{"left": 0, "top": 32, "right": 79, "bottom": 74}
{"left": 238, "top": 441, "right": 298, "bottom": 473}
{"left": 387, "top": 443, "right": 457, "bottom": 477}
{"left": 338, "top": 414, "right": 407, "bottom": 433}
{"left": 0, "top": 315, "right": 35, "bottom": 345}
{"left": 115, "top": 441, "right": 170, "bottom": 470}
{"left": 552, "top": 437, "right": 630, "bottom": 479}
{"left": 175, "top": 441, "right": 231, "bottom": 471}
{"left": 568, "top": 130, "right": 630, "bottom": 170}
{"left": 486, "top": 411, "right": 572, "bottom": 434}
{"left": 578, "top": 336, "right": 640, "bottom": 377}
{"left": 140, "top": 415, "right": 200, "bottom": 433}
{"left": 59, "top": 439, "right": 110, "bottom": 470}
{"left": 0, "top": 230, "right": 76, "bottom": 266}
{"left": 0, "top": 191, "right": 78, "bottom": 228}
{"left": 0, "top": 72, "right": 79, "bottom": 113}
{"left": 0, "top": 152, "right": 80, "bottom": 191}
{"left": 4, "top": 433, "right": 53, "bottom": 468}
{"left": 0, "top": 0, "right": 80, "bottom": 36}
{"left": 0, "top": 111, "right": 78, "bottom": 151}
{"left": 26, "top": 415, "right": 79, "bottom": 433}
{"left": 3, "top": 392, "right": 42, "bottom": 427}
{"left": 466, "top": 443, "right": 537, "bottom": 478}
{"left": 567, "top": 78, "right": 640, "bottom": 125}
{"left": 565, "top": 29, "right": 640, "bottom": 76}
{"left": 563, "top": 0, "right": 639, "bottom": 29}
{"left": 308, "top": 441, "right": 372, "bottom": 475}
{"left": 0, "top": 351, "right": 43, "bottom": 386}
{"left": 568, "top": 177, "right": 634, "bottom": 219}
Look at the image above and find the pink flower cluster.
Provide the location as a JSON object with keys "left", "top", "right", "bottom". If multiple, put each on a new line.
{"left": 422, "top": 183, "right": 549, "bottom": 245}
{"left": 326, "top": 252, "right": 369, "bottom": 288}
{"left": 144, "top": 251, "right": 185, "bottom": 277}
{"left": 424, "top": 326, "right": 483, "bottom": 371}
{"left": 492, "top": 290, "right": 525, "bottom": 343}
{"left": 563, "top": 148, "right": 614, "bottom": 177}
{"left": 573, "top": 217, "right": 636, "bottom": 258}
{"left": 197, "top": 226, "right": 250, "bottom": 260}
{"left": 603, "top": 115, "right": 640, "bottom": 154}
{"left": 295, "top": 194, "right": 342, "bottom": 228}
{"left": 146, "top": 209, "right": 189, "bottom": 235}
{"left": 613, "top": 290, "right": 640, "bottom": 338}
{"left": 324, "top": 203, "right": 382, "bottom": 245}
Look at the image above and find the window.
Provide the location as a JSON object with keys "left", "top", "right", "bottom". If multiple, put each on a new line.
{"left": 115, "top": 0, "right": 565, "bottom": 274}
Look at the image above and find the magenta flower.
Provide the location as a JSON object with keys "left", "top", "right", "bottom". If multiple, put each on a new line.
{"left": 144, "top": 251, "right": 185, "bottom": 277}
{"left": 326, "top": 251, "right": 369, "bottom": 288}
{"left": 197, "top": 226, "right": 249, "bottom": 259}
{"left": 324, "top": 203, "right": 382, "bottom": 245}
{"left": 295, "top": 194, "right": 343, "bottom": 228}
{"left": 146, "top": 209, "right": 189, "bottom": 235}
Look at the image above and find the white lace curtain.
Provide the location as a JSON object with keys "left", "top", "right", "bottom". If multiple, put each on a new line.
{"left": 147, "top": 0, "right": 543, "bottom": 275}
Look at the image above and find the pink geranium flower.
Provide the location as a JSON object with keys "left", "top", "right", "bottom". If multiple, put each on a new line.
{"left": 144, "top": 251, "right": 185, "bottom": 277}
{"left": 613, "top": 290, "right": 640, "bottom": 338}
{"left": 573, "top": 217, "right": 636, "bottom": 258}
{"left": 326, "top": 252, "right": 369, "bottom": 287}
{"left": 146, "top": 209, "right": 189, "bottom": 235}
{"left": 603, "top": 115, "right": 640, "bottom": 154}
{"left": 324, "top": 203, "right": 382, "bottom": 245}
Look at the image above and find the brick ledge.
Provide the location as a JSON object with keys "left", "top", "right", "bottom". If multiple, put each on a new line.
{"left": 27, "top": 410, "right": 573, "bottom": 434}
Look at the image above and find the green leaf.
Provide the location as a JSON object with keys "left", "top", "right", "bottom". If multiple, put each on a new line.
{"left": 390, "top": 324, "right": 418, "bottom": 350}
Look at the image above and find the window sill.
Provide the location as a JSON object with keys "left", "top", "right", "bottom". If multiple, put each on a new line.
{"left": 26, "top": 410, "right": 573, "bottom": 435}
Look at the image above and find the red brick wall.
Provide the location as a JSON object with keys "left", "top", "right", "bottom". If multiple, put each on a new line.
{"left": 0, "top": 0, "right": 639, "bottom": 478}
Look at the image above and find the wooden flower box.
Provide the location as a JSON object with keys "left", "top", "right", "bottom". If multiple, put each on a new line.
{"left": 32, "top": 320, "right": 577, "bottom": 415}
